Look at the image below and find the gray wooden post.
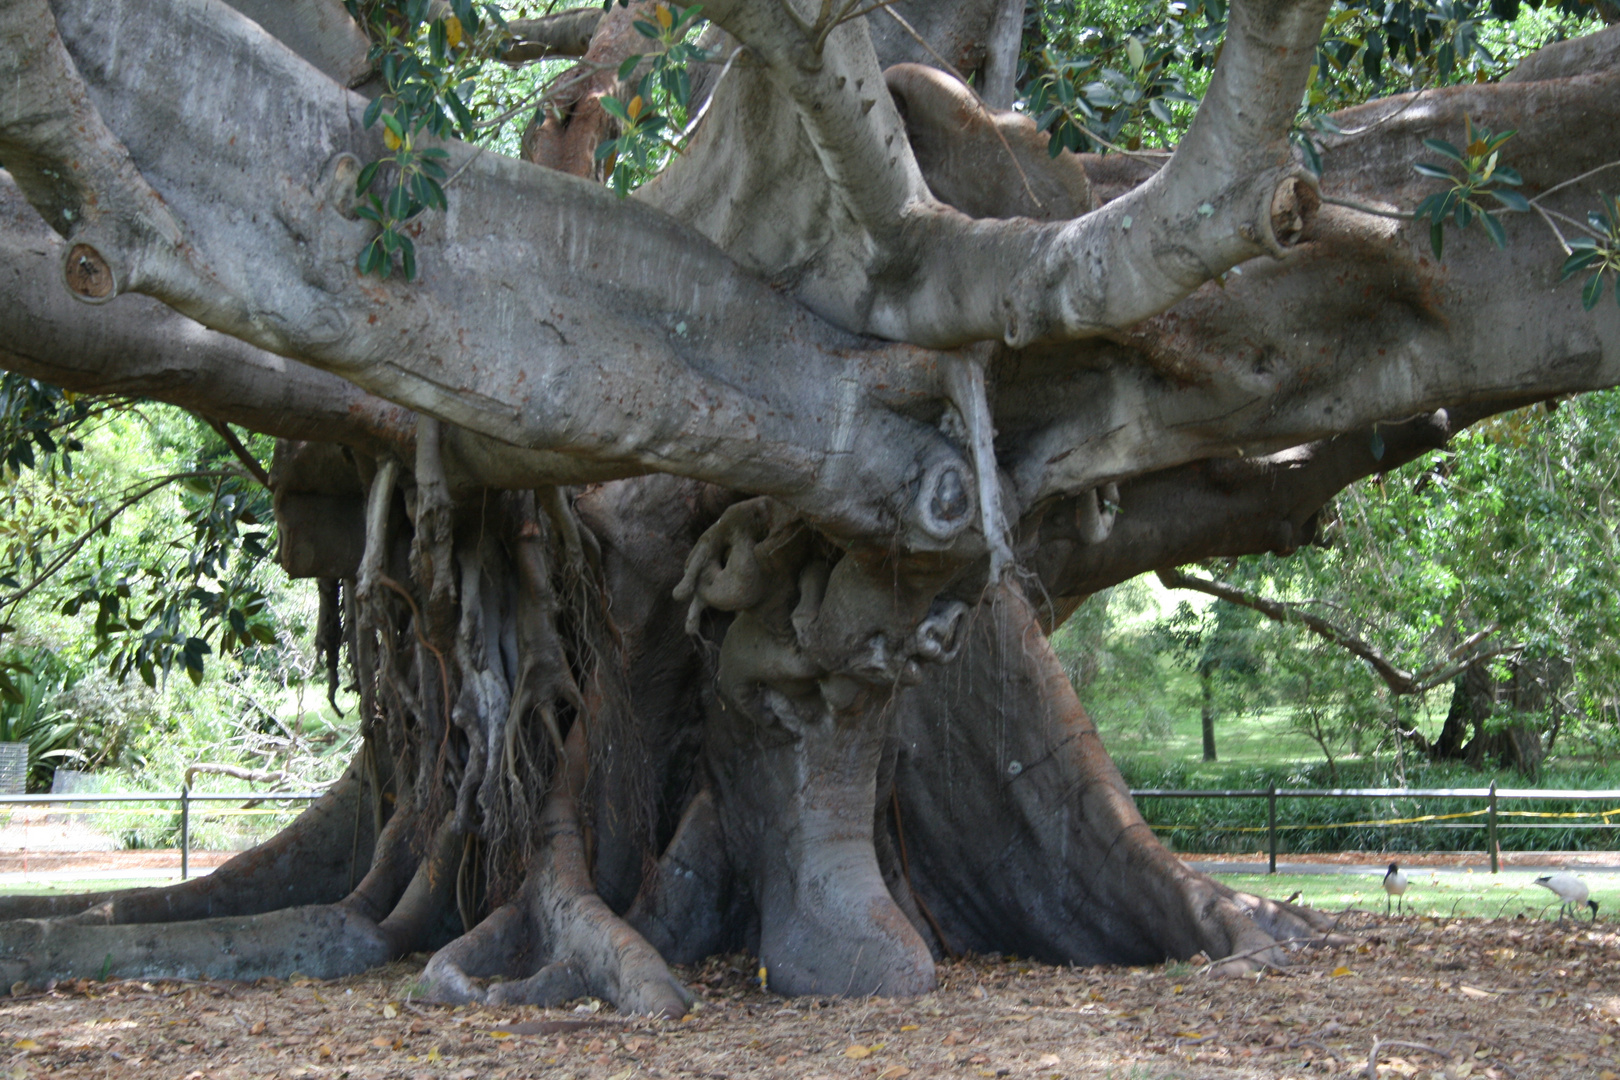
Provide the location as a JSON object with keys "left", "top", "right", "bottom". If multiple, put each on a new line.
{"left": 180, "top": 787, "right": 190, "bottom": 881}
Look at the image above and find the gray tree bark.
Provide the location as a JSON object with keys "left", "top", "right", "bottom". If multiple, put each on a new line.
{"left": 0, "top": 0, "right": 1614, "bottom": 1011}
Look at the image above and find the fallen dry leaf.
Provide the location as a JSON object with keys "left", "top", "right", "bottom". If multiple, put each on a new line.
{"left": 845, "top": 1043, "right": 873, "bottom": 1059}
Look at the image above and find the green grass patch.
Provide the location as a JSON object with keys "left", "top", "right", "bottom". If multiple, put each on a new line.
{"left": 1097, "top": 704, "right": 1331, "bottom": 774}
{"left": 1215, "top": 870, "right": 1619, "bottom": 921}
{"left": 0, "top": 876, "right": 181, "bottom": 895}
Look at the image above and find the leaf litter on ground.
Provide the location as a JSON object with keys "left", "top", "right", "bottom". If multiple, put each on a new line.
{"left": 0, "top": 910, "right": 1616, "bottom": 1078}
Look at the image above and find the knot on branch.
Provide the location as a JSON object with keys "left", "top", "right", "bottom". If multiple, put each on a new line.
{"left": 1264, "top": 174, "right": 1320, "bottom": 255}
{"left": 63, "top": 243, "right": 117, "bottom": 303}
{"left": 1075, "top": 482, "right": 1121, "bottom": 545}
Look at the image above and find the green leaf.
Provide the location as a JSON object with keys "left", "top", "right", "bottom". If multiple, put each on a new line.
{"left": 599, "top": 96, "right": 632, "bottom": 123}
{"left": 1480, "top": 211, "right": 1506, "bottom": 249}
{"left": 1430, "top": 218, "right": 1444, "bottom": 259}
{"left": 1584, "top": 271, "right": 1606, "bottom": 311}
{"left": 618, "top": 53, "right": 643, "bottom": 80}
{"left": 1422, "top": 138, "right": 1466, "bottom": 164}
{"left": 1490, "top": 190, "right": 1529, "bottom": 213}
{"left": 1413, "top": 162, "right": 1455, "bottom": 181}
{"left": 1560, "top": 249, "right": 1604, "bottom": 279}
{"left": 400, "top": 235, "right": 418, "bottom": 281}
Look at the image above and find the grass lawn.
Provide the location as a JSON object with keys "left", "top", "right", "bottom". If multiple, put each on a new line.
{"left": 1097, "top": 704, "right": 1332, "bottom": 774}
{"left": 1216, "top": 870, "right": 1620, "bottom": 921}
{"left": 0, "top": 876, "right": 184, "bottom": 895}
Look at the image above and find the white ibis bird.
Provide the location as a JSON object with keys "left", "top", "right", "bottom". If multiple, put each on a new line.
{"left": 1383, "top": 862, "right": 1408, "bottom": 915}
{"left": 1534, "top": 872, "right": 1598, "bottom": 922}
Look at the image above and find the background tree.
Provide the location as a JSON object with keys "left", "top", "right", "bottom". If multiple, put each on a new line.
{"left": 0, "top": 0, "right": 1617, "bottom": 1013}
{"left": 1156, "top": 389, "right": 1620, "bottom": 778}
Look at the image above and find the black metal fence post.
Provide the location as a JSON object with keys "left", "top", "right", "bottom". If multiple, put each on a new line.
{"left": 1267, "top": 786, "right": 1278, "bottom": 874}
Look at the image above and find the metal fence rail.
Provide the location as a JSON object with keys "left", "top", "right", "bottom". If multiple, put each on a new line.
{"left": 1, "top": 784, "right": 1616, "bottom": 882}
{"left": 1129, "top": 781, "right": 1620, "bottom": 874}
{"left": 0, "top": 789, "right": 324, "bottom": 879}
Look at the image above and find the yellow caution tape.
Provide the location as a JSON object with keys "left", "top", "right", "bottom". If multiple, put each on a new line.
{"left": 1157, "top": 805, "right": 1620, "bottom": 833}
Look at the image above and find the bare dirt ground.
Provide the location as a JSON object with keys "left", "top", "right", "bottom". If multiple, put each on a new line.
{"left": 0, "top": 909, "right": 1615, "bottom": 1080}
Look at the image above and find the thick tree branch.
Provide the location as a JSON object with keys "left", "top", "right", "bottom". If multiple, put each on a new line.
{"left": 0, "top": 0, "right": 979, "bottom": 545}
{"left": 1156, "top": 566, "right": 1519, "bottom": 696}
{"left": 697, "top": 0, "right": 1327, "bottom": 347}
{"left": 504, "top": 8, "right": 607, "bottom": 63}
{"left": 0, "top": 175, "right": 631, "bottom": 490}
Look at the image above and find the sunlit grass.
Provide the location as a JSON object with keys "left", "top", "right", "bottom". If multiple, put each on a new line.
{"left": 1216, "top": 870, "right": 1620, "bottom": 921}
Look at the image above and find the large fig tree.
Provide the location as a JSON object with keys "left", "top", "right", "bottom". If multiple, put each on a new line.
{"left": 0, "top": 0, "right": 1617, "bottom": 1012}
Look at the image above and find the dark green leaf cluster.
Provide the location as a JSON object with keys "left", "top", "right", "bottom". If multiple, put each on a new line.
{"left": 58, "top": 472, "right": 276, "bottom": 688}
{"left": 0, "top": 651, "right": 88, "bottom": 790}
{"left": 0, "top": 376, "right": 92, "bottom": 479}
{"left": 1024, "top": 0, "right": 1223, "bottom": 154}
{"left": 596, "top": 3, "right": 709, "bottom": 195}
{"left": 344, "top": 0, "right": 511, "bottom": 277}
{"left": 1411, "top": 118, "right": 1526, "bottom": 256}
{"left": 1560, "top": 192, "right": 1620, "bottom": 310}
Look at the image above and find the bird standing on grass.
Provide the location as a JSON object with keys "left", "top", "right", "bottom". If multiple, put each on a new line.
{"left": 1383, "top": 862, "right": 1408, "bottom": 915}
{"left": 1534, "top": 872, "right": 1598, "bottom": 923}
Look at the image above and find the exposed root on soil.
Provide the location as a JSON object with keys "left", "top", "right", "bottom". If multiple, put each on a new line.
{"left": 0, "top": 758, "right": 381, "bottom": 924}
{"left": 419, "top": 729, "right": 689, "bottom": 1016}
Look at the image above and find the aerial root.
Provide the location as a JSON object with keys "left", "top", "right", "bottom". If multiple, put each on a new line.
{"left": 1197, "top": 881, "right": 1352, "bottom": 976}
{"left": 419, "top": 727, "right": 689, "bottom": 1016}
{"left": 0, "top": 904, "right": 394, "bottom": 988}
{"left": 625, "top": 789, "right": 737, "bottom": 964}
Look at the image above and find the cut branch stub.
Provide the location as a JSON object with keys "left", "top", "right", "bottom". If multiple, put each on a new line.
{"left": 63, "top": 242, "right": 116, "bottom": 302}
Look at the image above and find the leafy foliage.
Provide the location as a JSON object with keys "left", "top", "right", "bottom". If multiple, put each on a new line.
{"left": 0, "top": 651, "right": 84, "bottom": 790}
{"left": 1560, "top": 191, "right": 1620, "bottom": 310}
{"left": 344, "top": 0, "right": 511, "bottom": 277}
{"left": 0, "top": 376, "right": 92, "bottom": 479}
{"left": 1023, "top": 0, "right": 1222, "bottom": 154}
{"left": 56, "top": 471, "right": 276, "bottom": 689}
{"left": 1412, "top": 117, "right": 1527, "bottom": 255}
{"left": 596, "top": 3, "right": 710, "bottom": 194}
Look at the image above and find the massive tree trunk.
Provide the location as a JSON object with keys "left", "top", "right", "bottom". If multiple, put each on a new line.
{"left": 0, "top": 0, "right": 1615, "bottom": 1011}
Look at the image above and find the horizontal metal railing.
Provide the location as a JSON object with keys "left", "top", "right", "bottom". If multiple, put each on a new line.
{"left": 0, "top": 789, "right": 324, "bottom": 880}
{"left": 1128, "top": 781, "right": 1620, "bottom": 873}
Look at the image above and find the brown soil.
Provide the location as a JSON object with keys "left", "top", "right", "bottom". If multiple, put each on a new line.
{"left": 0, "top": 910, "right": 1614, "bottom": 1079}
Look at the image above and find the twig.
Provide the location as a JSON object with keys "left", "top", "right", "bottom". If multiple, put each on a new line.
{"left": 679, "top": 46, "right": 746, "bottom": 142}
{"left": 1320, "top": 195, "right": 1413, "bottom": 221}
{"left": 1289, "top": 1036, "right": 1340, "bottom": 1062}
{"left": 1157, "top": 567, "right": 1520, "bottom": 697}
{"left": 1528, "top": 159, "right": 1620, "bottom": 205}
{"left": 200, "top": 415, "right": 271, "bottom": 487}
{"left": 1365, "top": 1037, "right": 1446, "bottom": 1080}
{"left": 1194, "top": 932, "right": 1340, "bottom": 975}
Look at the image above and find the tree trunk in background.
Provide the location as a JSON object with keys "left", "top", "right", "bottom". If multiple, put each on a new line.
{"left": 1433, "top": 660, "right": 1568, "bottom": 777}
{"left": 1201, "top": 663, "right": 1219, "bottom": 762}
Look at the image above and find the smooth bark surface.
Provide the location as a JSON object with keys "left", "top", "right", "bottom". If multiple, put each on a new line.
{"left": 0, "top": 0, "right": 1615, "bottom": 1011}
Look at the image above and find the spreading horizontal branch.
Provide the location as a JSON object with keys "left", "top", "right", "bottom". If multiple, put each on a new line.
{"left": 1156, "top": 566, "right": 1520, "bottom": 696}
{"left": 698, "top": 0, "right": 1329, "bottom": 347}
{"left": 0, "top": 0, "right": 977, "bottom": 544}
